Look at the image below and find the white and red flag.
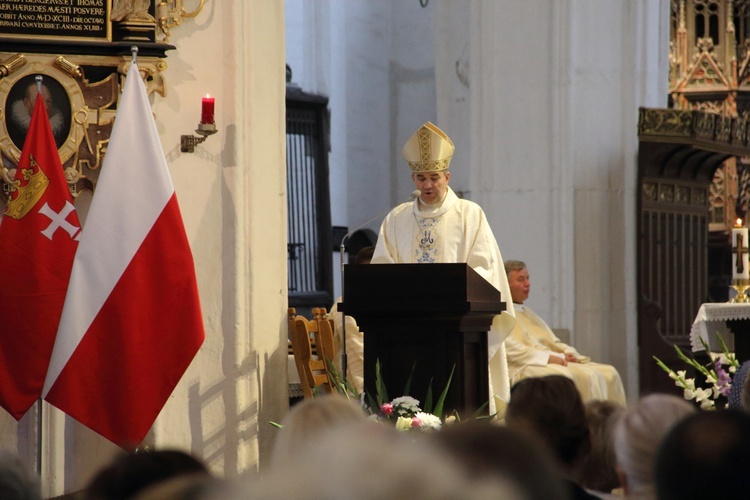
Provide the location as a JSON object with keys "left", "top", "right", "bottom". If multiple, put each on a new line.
{"left": 0, "top": 89, "right": 80, "bottom": 419}
{"left": 42, "top": 62, "right": 205, "bottom": 448}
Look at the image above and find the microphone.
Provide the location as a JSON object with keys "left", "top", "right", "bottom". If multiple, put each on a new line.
{"left": 337, "top": 189, "right": 420, "bottom": 382}
{"left": 339, "top": 189, "right": 421, "bottom": 253}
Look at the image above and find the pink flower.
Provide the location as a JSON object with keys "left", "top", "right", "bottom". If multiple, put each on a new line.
{"left": 411, "top": 417, "right": 422, "bottom": 428}
{"left": 715, "top": 360, "right": 732, "bottom": 396}
{"left": 381, "top": 403, "right": 393, "bottom": 416}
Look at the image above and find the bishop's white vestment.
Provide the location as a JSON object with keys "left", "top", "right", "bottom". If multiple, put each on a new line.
{"left": 371, "top": 187, "right": 515, "bottom": 415}
{"left": 506, "top": 304, "right": 626, "bottom": 405}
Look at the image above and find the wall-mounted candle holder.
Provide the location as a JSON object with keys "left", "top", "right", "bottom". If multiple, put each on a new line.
{"left": 181, "top": 122, "right": 217, "bottom": 153}
{"left": 181, "top": 95, "right": 217, "bottom": 153}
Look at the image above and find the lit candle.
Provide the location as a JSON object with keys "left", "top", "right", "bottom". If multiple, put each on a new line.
{"left": 732, "top": 218, "right": 749, "bottom": 280}
{"left": 200, "top": 95, "right": 215, "bottom": 124}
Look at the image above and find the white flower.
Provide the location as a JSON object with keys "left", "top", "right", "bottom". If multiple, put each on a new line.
{"left": 700, "top": 398, "right": 716, "bottom": 410}
{"left": 705, "top": 374, "right": 717, "bottom": 384}
{"left": 415, "top": 412, "right": 442, "bottom": 431}
{"left": 683, "top": 378, "right": 696, "bottom": 391}
{"left": 684, "top": 388, "right": 695, "bottom": 400}
{"left": 390, "top": 396, "right": 421, "bottom": 417}
{"left": 444, "top": 415, "right": 457, "bottom": 425}
{"left": 693, "top": 387, "right": 712, "bottom": 403}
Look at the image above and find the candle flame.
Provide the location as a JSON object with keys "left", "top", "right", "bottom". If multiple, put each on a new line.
{"left": 737, "top": 218, "right": 744, "bottom": 228}
{"left": 205, "top": 94, "right": 211, "bottom": 98}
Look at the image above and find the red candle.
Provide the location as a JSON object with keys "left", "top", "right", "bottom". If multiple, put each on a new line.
{"left": 201, "top": 95, "right": 215, "bottom": 124}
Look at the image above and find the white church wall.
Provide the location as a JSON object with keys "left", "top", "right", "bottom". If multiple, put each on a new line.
{"left": 436, "top": 0, "right": 669, "bottom": 401}
{"left": 286, "top": 1, "right": 434, "bottom": 298}
{"left": 390, "top": 3, "right": 437, "bottom": 205}
{"left": 464, "top": 0, "right": 565, "bottom": 324}
{"left": 6, "top": 2, "right": 289, "bottom": 496}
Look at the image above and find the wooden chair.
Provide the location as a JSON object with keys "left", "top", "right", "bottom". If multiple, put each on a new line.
{"left": 288, "top": 307, "right": 336, "bottom": 398}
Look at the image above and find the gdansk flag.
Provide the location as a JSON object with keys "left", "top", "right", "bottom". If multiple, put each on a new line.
{"left": 0, "top": 90, "right": 81, "bottom": 419}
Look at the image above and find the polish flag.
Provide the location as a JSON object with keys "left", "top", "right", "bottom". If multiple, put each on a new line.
{"left": 0, "top": 89, "right": 80, "bottom": 419}
{"left": 42, "top": 62, "right": 205, "bottom": 448}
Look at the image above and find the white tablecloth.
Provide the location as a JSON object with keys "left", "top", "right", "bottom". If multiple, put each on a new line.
{"left": 690, "top": 303, "right": 750, "bottom": 352}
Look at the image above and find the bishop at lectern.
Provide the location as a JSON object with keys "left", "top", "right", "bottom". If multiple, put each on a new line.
{"left": 370, "top": 121, "right": 515, "bottom": 414}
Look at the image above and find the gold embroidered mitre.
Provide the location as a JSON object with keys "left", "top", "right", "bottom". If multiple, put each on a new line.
{"left": 401, "top": 121, "right": 455, "bottom": 173}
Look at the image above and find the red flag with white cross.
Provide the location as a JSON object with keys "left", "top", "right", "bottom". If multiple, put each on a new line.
{"left": 0, "top": 88, "right": 80, "bottom": 419}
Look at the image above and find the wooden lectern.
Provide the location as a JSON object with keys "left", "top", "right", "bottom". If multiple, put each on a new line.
{"left": 339, "top": 263, "right": 506, "bottom": 416}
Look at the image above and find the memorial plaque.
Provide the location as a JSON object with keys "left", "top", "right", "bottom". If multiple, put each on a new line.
{"left": 0, "top": 0, "right": 111, "bottom": 41}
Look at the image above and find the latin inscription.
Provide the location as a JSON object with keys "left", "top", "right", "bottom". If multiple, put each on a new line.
{"left": 0, "top": 0, "right": 109, "bottom": 40}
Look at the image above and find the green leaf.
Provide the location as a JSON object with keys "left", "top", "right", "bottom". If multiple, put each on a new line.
{"left": 433, "top": 365, "right": 455, "bottom": 419}
{"left": 424, "top": 380, "right": 434, "bottom": 413}
{"left": 716, "top": 332, "right": 740, "bottom": 368}
{"left": 653, "top": 355, "right": 675, "bottom": 375}
{"left": 325, "top": 358, "right": 359, "bottom": 400}
{"left": 471, "top": 400, "right": 491, "bottom": 419}
{"left": 402, "top": 362, "right": 417, "bottom": 397}
{"left": 375, "top": 359, "right": 389, "bottom": 406}
{"left": 269, "top": 421, "right": 284, "bottom": 429}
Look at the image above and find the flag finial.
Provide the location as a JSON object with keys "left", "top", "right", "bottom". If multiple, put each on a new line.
{"left": 131, "top": 46, "right": 138, "bottom": 65}
{"left": 35, "top": 75, "right": 42, "bottom": 94}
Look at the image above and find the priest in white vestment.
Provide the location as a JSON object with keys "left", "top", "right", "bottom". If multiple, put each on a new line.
{"left": 504, "top": 260, "right": 626, "bottom": 405}
{"left": 371, "top": 121, "right": 516, "bottom": 416}
{"left": 329, "top": 247, "right": 373, "bottom": 394}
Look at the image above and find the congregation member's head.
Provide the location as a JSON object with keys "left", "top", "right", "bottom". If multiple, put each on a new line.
{"left": 222, "top": 421, "right": 523, "bottom": 499}
{"left": 655, "top": 409, "right": 750, "bottom": 500}
{"left": 573, "top": 399, "right": 625, "bottom": 495}
{"left": 728, "top": 359, "right": 750, "bottom": 412}
{"left": 270, "top": 393, "right": 369, "bottom": 470}
{"left": 612, "top": 393, "right": 695, "bottom": 498}
{"left": 402, "top": 122, "right": 454, "bottom": 205}
{"left": 505, "top": 376, "right": 591, "bottom": 499}
{"left": 85, "top": 449, "right": 210, "bottom": 500}
{"left": 433, "top": 420, "right": 569, "bottom": 500}
{"left": 505, "top": 376, "right": 590, "bottom": 471}
{"left": 504, "top": 260, "right": 530, "bottom": 304}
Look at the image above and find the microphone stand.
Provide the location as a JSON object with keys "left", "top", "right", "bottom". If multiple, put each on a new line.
{"left": 337, "top": 190, "right": 420, "bottom": 387}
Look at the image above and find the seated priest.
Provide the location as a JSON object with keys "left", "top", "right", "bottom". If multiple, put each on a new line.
{"left": 504, "top": 260, "right": 626, "bottom": 405}
{"left": 328, "top": 246, "right": 374, "bottom": 394}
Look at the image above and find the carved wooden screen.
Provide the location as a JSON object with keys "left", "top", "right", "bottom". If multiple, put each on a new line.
{"left": 638, "top": 176, "right": 710, "bottom": 394}
{"left": 636, "top": 108, "right": 741, "bottom": 395}
{"left": 286, "top": 88, "right": 333, "bottom": 313}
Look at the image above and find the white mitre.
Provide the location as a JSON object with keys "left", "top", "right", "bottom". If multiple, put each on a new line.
{"left": 401, "top": 121, "right": 455, "bottom": 173}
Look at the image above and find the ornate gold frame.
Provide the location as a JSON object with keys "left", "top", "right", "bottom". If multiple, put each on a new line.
{"left": 0, "top": 0, "right": 207, "bottom": 205}
{"left": 0, "top": 52, "right": 167, "bottom": 203}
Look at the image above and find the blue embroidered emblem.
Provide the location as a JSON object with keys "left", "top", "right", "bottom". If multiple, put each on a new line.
{"left": 415, "top": 217, "right": 439, "bottom": 263}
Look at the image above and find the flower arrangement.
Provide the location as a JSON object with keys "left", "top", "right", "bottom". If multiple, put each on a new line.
{"left": 378, "top": 395, "right": 448, "bottom": 432}
{"left": 327, "top": 359, "right": 477, "bottom": 431}
{"left": 653, "top": 334, "right": 739, "bottom": 409}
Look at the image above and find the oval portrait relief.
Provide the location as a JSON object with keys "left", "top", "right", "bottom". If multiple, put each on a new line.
{"left": 4, "top": 74, "right": 72, "bottom": 152}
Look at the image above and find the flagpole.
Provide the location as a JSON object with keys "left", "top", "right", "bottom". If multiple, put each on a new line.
{"left": 37, "top": 400, "right": 43, "bottom": 476}
{"left": 35, "top": 73, "right": 45, "bottom": 480}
